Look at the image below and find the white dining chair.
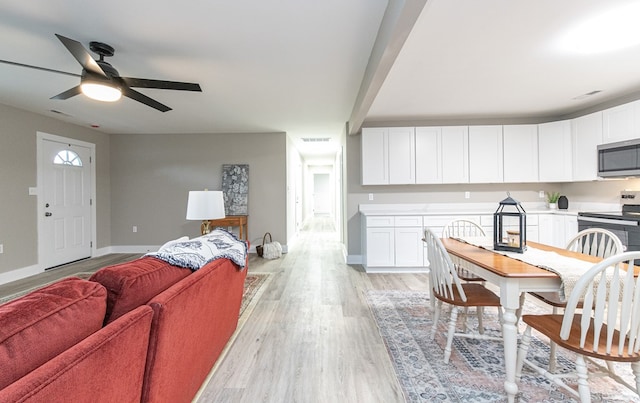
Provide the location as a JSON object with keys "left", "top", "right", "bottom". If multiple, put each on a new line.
{"left": 423, "top": 228, "right": 502, "bottom": 364}
{"left": 441, "top": 219, "right": 489, "bottom": 331}
{"left": 516, "top": 251, "right": 640, "bottom": 402}
{"left": 527, "top": 228, "right": 624, "bottom": 371}
{"left": 441, "top": 219, "right": 487, "bottom": 282}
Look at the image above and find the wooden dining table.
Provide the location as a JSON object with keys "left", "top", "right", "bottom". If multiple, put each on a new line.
{"left": 441, "top": 238, "right": 603, "bottom": 403}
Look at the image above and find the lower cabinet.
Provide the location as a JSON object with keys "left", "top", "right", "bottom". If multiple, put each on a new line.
{"left": 363, "top": 215, "right": 425, "bottom": 272}
{"left": 538, "top": 214, "right": 578, "bottom": 248}
{"left": 362, "top": 212, "right": 545, "bottom": 272}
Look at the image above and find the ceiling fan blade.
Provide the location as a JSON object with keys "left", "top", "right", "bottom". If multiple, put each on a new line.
{"left": 122, "top": 87, "right": 171, "bottom": 112}
{"left": 55, "top": 34, "right": 107, "bottom": 78}
{"left": 0, "top": 59, "right": 80, "bottom": 78}
{"left": 121, "top": 77, "right": 202, "bottom": 92}
{"left": 51, "top": 86, "right": 82, "bottom": 100}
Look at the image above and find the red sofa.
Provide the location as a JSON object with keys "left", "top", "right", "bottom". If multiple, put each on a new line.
{"left": 0, "top": 254, "right": 247, "bottom": 403}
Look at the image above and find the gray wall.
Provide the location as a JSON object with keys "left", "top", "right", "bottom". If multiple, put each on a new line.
{"left": 110, "top": 132, "right": 287, "bottom": 249}
{"left": 345, "top": 131, "right": 640, "bottom": 256}
{"left": 0, "top": 103, "right": 111, "bottom": 274}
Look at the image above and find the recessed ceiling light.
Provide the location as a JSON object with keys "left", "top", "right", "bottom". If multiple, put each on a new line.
{"left": 558, "top": 3, "right": 640, "bottom": 54}
{"left": 301, "top": 137, "right": 331, "bottom": 142}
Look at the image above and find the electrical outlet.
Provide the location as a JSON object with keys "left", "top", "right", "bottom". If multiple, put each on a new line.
{"left": 464, "top": 191, "right": 470, "bottom": 199}
{"left": 539, "top": 190, "right": 545, "bottom": 198}
{"left": 368, "top": 193, "right": 374, "bottom": 201}
{"left": 132, "top": 226, "right": 138, "bottom": 233}
{"left": 0, "top": 244, "right": 3, "bottom": 254}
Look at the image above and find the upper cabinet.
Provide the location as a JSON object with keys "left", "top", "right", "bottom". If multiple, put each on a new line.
{"left": 571, "top": 111, "right": 603, "bottom": 182}
{"left": 503, "top": 124, "right": 538, "bottom": 183}
{"left": 602, "top": 100, "right": 640, "bottom": 144}
{"left": 415, "top": 126, "right": 441, "bottom": 184}
{"left": 361, "top": 98, "right": 640, "bottom": 186}
{"left": 415, "top": 126, "right": 469, "bottom": 184}
{"left": 468, "top": 125, "right": 503, "bottom": 183}
{"left": 538, "top": 120, "right": 572, "bottom": 182}
{"left": 361, "top": 128, "right": 387, "bottom": 185}
{"left": 388, "top": 127, "right": 416, "bottom": 184}
{"left": 361, "top": 127, "right": 415, "bottom": 185}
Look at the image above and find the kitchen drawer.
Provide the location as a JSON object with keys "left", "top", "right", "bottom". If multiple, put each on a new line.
{"left": 483, "top": 213, "right": 537, "bottom": 226}
{"left": 366, "top": 216, "right": 394, "bottom": 227}
{"left": 395, "top": 216, "right": 423, "bottom": 227}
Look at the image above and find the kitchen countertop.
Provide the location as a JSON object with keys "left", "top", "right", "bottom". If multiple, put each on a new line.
{"left": 358, "top": 202, "right": 619, "bottom": 217}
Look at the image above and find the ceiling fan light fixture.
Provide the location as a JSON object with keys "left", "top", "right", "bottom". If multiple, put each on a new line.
{"left": 81, "top": 82, "right": 122, "bottom": 102}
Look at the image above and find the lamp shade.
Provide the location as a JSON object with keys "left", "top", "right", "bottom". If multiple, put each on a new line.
{"left": 186, "top": 190, "right": 226, "bottom": 220}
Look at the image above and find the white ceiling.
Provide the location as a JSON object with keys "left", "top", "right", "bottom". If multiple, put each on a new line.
{"left": 2, "top": 1, "right": 640, "bottom": 163}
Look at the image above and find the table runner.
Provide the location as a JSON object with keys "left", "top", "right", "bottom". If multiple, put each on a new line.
{"left": 453, "top": 237, "right": 595, "bottom": 300}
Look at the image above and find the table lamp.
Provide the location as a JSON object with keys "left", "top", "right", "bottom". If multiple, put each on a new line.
{"left": 186, "top": 190, "right": 226, "bottom": 235}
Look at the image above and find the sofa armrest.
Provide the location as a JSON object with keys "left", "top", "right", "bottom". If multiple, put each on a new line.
{"left": 0, "top": 305, "right": 153, "bottom": 403}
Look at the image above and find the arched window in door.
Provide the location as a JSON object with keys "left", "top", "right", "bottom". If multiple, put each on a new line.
{"left": 53, "top": 150, "right": 83, "bottom": 166}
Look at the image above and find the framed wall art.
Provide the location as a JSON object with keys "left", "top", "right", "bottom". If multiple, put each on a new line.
{"left": 221, "top": 164, "right": 249, "bottom": 215}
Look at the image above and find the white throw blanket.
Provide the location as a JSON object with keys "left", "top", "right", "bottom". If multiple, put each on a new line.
{"left": 147, "top": 229, "right": 248, "bottom": 270}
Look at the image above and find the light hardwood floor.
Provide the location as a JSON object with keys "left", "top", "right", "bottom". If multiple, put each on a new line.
{"left": 198, "top": 216, "right": 428, "bottom": 402}
{"left": 0, "top": 216, "right": 429, "bottom": 402}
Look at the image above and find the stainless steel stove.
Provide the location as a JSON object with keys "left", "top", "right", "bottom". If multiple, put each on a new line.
{"left": 578, "top": 190, "right": 640, "bottom": 252}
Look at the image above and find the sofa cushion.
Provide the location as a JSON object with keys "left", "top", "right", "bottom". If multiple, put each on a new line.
{"left": 89, "top": 256, "right": 190, "bottom": 324}
{"left": 0, "top": 277, "right": 107, "bottom": 390}
{"left": 0, "top": 305, "right": 153, "bottom": 403}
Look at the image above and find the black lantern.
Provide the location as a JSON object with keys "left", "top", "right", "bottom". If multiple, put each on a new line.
{"left": 493, "top": 193, "right": 527, "bottom": 253}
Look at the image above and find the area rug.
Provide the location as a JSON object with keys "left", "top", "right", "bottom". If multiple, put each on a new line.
{"left": 240, "top": 272, "right": 271, "bottom": 317}
{"left": 366, "top": 289, "right": 639, "bottom": 403}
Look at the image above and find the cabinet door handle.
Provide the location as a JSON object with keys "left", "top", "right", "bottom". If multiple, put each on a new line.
{"left": 45, "top": 212, "right": 52, "bottom": 217}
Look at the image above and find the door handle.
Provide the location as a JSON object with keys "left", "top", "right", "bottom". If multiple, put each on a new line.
{"left": 45, "top": 212, "right": 52, "bottom": 217}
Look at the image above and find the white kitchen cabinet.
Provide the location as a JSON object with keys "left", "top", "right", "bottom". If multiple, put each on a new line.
{"left": 441, "top": 126, "right": 469, "bottom": 183}
{"left": 537, "top": 214, "right": 578, "bottom": 248}
{"left": 363, "top": 215, "right": 425, "bottom": 271}
{"left": 395, "top": 226, "right": 424, "bottom": 267}
{"left": 571, "top": 111, "right": 603, "bottom": 181}
{"left": 538, "top": 120, "right": 572, "bottom": 182}
{"left": 415, "top": 126, "right": 469, "bottom": 184}
{"left": 503, "top": 124, "right": 538, "bottom": 183}
{"left": 361, "top": 127, "right": 415, "bottom": 185}
{"left": 602, "top": 100, "right": 640, "bottom": 143}
{"left": 481, "top": 214, "right": 539, "bottom": 243}
{"left": 469, "top": 125, "right": 504, "bottom": 183}
{"left": 365, "top": 227, "right": 395, "bottom": 267}
{"left": 415, "top": 127, "right": 441, "bottom": 184}
{"left": 364, "top": 216, "right": 395, "bottom": 267}
{"left": 361, "top": 128, "right": 387, "bottom": 185}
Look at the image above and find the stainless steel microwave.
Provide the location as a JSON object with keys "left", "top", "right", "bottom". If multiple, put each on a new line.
{"left": 598, "top": 138, "right": 640, "bottom": 178}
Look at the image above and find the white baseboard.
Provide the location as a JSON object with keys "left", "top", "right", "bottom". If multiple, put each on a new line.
{"left": 108, "top": 245, "right": 162, "bottom": 254}
{"left": 0, "top": 264, "right": 44, "bottom": 285}
{"left": 346, "top": 254, "right": 362, "bottom": 265}
{"left": 363, "top": 267, "right": 430, "bottom": 274}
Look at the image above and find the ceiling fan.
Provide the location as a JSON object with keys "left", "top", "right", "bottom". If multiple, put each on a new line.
{"left": 0, "top": 34, "right": 202, "bottom": 112}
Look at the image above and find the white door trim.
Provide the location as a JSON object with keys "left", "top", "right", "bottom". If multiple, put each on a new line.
{"left": 36, "top": 132, "right": 97, "bottom": 268}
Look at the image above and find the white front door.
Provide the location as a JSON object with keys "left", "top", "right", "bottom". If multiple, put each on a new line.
{"left": 39, "top": 136, "right": 92, "bottom": 268}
